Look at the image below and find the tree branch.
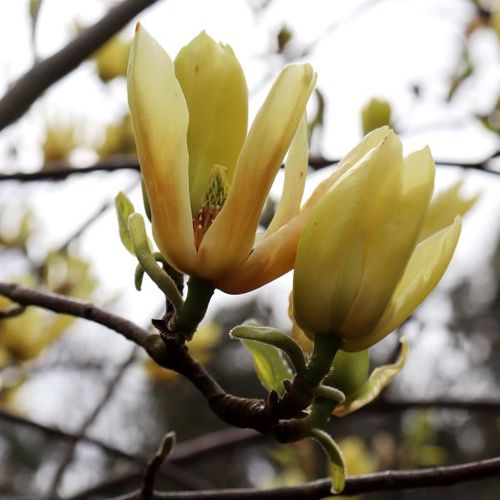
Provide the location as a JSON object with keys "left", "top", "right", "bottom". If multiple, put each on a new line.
{"left": 0, "top": 281, "right": 151, "bottom": 347}
{"left": 0, "top": 157, "right": 140, "bottom": 182}
{"left": 1, "top": 150, "right": 497, "bottom": 183}
{"left": 0, "top": 0, "right": 159, "bottom": 132}
{"left": 111, "top": 456, "right": 500, "bottom": 499}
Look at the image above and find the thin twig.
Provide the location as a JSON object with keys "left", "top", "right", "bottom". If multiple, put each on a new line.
{"left": 1, "top": 150, "right": 498, "bottom": 183}
{"left": 0, "top": 411, "right": 262, "bottom": 467}
{"left": 0, "top": 157, "right": 140, "bottom": 182}
{"left": 141, "top": 433, "right": 176, "bottom": 500}
{"left": 45, "top": 346, "right": 139, "bottom": 499}
{"left": 111, "top": 456, "right": 500, "bottom": 499}
{"left": 0, "top": 0, "right": 159, "bottom": 132}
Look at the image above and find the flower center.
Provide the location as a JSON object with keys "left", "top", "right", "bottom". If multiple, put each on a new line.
{"left": 193, "top": 164, "right": 229, "bottom": 250}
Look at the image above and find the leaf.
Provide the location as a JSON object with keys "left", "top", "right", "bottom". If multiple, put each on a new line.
{"left": 241, "top": 339, "right": 293, "bottom": 397}
{"left": 231, "top": 323, "right": 307, "bottom": 376}
{"left": 128, "top": 214, "right": 183, "bottom": 311}
{"left": 333, "top": 338, "right": 409, "bottom": 417}
{"left": 310, "top": 428, "right": 346, "bottom": 494}
{"left": 115, "top": 192, "right": 136, "bottom": 254}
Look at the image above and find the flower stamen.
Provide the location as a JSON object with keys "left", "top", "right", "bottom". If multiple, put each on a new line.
{"left": 193, "top": 164, "right": 229, "bottom": 250}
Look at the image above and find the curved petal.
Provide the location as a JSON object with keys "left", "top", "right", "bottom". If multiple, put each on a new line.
{"left": 128, "top": 25, "right": 196, "bottom": 271}
{"left": 340, "top": 146, "right": 435, "bottom": 339}
{"left": 419, "top": 180, "right": 478, "bottom": 241}
{"left": 227, "top": 128, "right": 393, "bottom": 295}
{"left": 303, "top": 126, "right": 390, "bottom": 210}
{"left": 293, "top": 135, "right": 392, "bottom": 336}
{"left": 174, "top": 32, "right": 248, "bottom": 213}
{"left": 265, "top": 114, "right": 308, "bottom": 237}
{"left": 216, "top": 205, "right": 311, "bottom": 293}
{"left": 198, "top": 63, "right": 316, "bottom": 280}
{"left": 343, "top": 218, "right": 461, "bottom": 352}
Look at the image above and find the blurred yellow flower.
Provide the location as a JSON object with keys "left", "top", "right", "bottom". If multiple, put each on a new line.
{"left": 361, "top": 97, "right": 392, "bottom": 135}
{"left": 0, "top": 252, "right": 96, "bottom": 361}
{"left": 293, "top": 128, "right": 461, "bottom": 351}
{"left": 419, "top": 180, "right": 477, "bottom": 241}
{"left": 338, "top": 436, "right": 377, "bottom": 476}
{"left": 42, "top": 123, "right": 76, "bottom": 166}
{"left": 94, "top": 36, "right": 131, "bottom": 82}
{"left": 128, "top": 26, "right": 316, "bottom": 293}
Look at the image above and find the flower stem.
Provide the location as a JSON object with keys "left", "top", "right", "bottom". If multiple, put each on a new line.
{"left": 173, "top": 277, "right": 214, "bottom": 341}
{"left": 304, "top": 334, "right": 341, "bottom": 387}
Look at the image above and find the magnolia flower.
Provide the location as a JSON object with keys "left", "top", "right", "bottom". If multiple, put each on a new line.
{"left": 128, "top": 26, "right": 316, "bottom": 293}
{"left": 361, "top": 97, "right": 392, "bottom": 135}
{"left": 293, "top": 128, "right": 461, "bottom": 352}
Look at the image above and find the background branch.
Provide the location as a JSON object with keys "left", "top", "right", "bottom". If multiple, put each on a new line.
{"left": 1, "top": 150, "right": 498, "bottom": 182}
{"left": 45, "top": 346, "right": 139, "bottom": 498}
{"left": 0, "top": 0, "right": 159, "bottom": 132}
{"left": 0, "top": 281, "right": 150, "bottom": 347}
{"left": 112, "top": 456, "right": 500, "bottom": 499}
{"left": 0, "top": 156, "right": 140, "bottom": 182}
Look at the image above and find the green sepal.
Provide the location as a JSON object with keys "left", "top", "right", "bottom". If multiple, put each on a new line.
{"left": 134, "top": 253, "right": 169, "bottom": 291}
{"left": 230, "top": 323, "right": 307, "bottom": 377}
{"left": 314, "top": 385, "right": 345, "bottom": 404}
{"left": 141, "top": 176, "right": 152, "bottom": 221}
{"left": 334, "top": 338, "right": 408, "bottom": 417}
{"left": 310, "top": 428, "right": 346, "bottom": 494}
{"left": 128, "top": 213, "right": 183, "bottom": 311}
{"left": 327, "top": 349, "right": 370, "bottom": 397}
{"left": 241, "top": 338, "right": 293, "bottom": 397}
{"left": 115, "top": 192, "right": 136, "bottom": 255}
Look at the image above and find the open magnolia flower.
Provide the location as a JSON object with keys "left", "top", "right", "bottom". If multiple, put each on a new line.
{"left": 128, "top": 26, "right": 317, "bottom": 293}
{"left": 293, "top": 128, "right": 462, "bottom": 352}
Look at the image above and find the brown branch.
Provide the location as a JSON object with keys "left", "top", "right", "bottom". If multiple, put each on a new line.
{"left": 0, "top": 409, "right": 262, "bottom": 466}
{"left": 0, "top": 156, "right": 140, "bottom": 182}
{"left": 366, "top": 397, "right": 500, "bottom": 414}
{"left": 1, "top": 149, "right": 498, "bottom": 183}
{"left": 0, "top": 281, "right": 151, "bottom": 347}
{"left": 0, "top": 0, "right": 159, "bottom": 132}
{"left": 309, "top": 150, "right": 500, "bottom": 175}
{"left": 110, "top": 456, "right": 500, "bottom": 499}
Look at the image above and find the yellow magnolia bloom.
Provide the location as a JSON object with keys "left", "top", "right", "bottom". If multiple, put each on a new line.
{"left": 128, "top": 26, "right": 316, "bottom": 293}
{"left": 361, "top": 97, "right": 392, "bottom": 135}
{"left": 94, "top": 36, "right": 131, "bottom": 82}
{"left": 293, "top": 129, "right": 461, "bottom": 352}
{"left": 419, "top": 180, "right": 478, "bottom": 241}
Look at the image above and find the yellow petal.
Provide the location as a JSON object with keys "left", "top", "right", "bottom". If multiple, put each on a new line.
{"left": 216, "top": 206, "right": 310, "bottom": 293}
{"left": 265, "top": 113, "right": 308, "bottom": 237}
{"left": 343, "top": 218, "right": 461, "bottom": 352}
{"left": 128, "top": 25, "right": 196, "bottom": 272}
{"left": 340, "top": 146, "right": 435, "bottom": 339}
{"left": 293, "top": 134, "right": 395, "bottom": 335}
{"left": 198, "top": 63, "right": 316, "bottom": 280}
{"left": 174, "top": 32, "right": 248, "bottom": 214}
{"left": 303, "top": 126, "right": 390, "bottom": 210}
{"left": 294, "top": 133, "right": 435, "bottom": 339}
{"left": 419, "top": 180, "right": 478, "bottom": 241}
